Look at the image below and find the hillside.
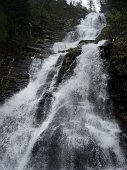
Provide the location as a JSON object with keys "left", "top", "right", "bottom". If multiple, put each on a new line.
{"left": 0, "top": 0, "right": 87, "bottom": 103}
{"left": 100, "top": 0, "right": 127, "bottom": 125}
{"left": 0, "top": 0, "right": 87, "bottom": 56}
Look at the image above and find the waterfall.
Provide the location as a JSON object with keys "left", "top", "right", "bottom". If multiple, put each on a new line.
{"left": 0, "top": 12, "right": 126, "bottom": 170}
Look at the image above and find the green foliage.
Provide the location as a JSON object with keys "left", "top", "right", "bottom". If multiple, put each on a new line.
{"left": 103, "top": 0, "right": 127, "bottom": 117}
{"left": 120, "top": 112, "right": 127, "bottom": 120}
{"left": 109, "top": 11, "right": 124, "bottom": 24}
{"left": 107, "top": 0, "right": 127, "bottom": 10}
{"left": 30, "top": 0, "right": 87, "bottom": 34}
{"left": 97, "top": 25, "right": 113, "bottom": 40}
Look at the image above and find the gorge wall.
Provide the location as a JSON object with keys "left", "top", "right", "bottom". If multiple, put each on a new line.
{"left": 0, "top": 0, "right": 87, "bottom": 104}
{"left": 100, "top": 0, "right": 127, "bottom": 125}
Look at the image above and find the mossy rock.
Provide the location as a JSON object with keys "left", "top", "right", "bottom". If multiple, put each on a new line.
{"left": 66, "top": 47, "right": 81, "bottom": 56}
{"left": 78, "top": 40, "right": 97, "bottom": 48}
{"left": 97, "top": 26, "right": 112, "bottom": 41}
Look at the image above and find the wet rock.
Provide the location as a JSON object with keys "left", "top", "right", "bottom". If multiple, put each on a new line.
{"left": 0, "top": 38, "right": 55, "bottom": 104}
{"left": 98, "top": 17, "right": 127, "bottom": 120}
{"left": 101, "top": 40, "right": 112, "bottom": 46}
{"left": 0, "top": 56, "right": 31, "bottom": 104}
{"left": 57, "top": 47, "right": 81, "bottom": 84}
{"left": 119, "top": 131, "right": 127, "bottom": 147}
{"left": 99, "top": 40, "right": 112, "bottom": 59}
{"left": 23, "top": 46, "right": 41, "bottom": 53}
{"left": 43, "top": 92, "right": 53, "bottom": 98}
{"left": 78, "top": 40, "right": 97, "bottom": 48}
{"left": 35, "top": 92, "right": 53, "bottom": 125}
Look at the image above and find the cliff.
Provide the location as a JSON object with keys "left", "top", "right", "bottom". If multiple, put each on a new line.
{"left": 99, "top": 1, "right": 127, "bottom": 127}
{"left": 0, "top": 0, "right": 87, "bottom": 104}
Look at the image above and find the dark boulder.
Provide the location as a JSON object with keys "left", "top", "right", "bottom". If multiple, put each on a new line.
{"left": 99, "top": 40, "right": 112, "bottom": 60}
{"left": 57, "top": 47, "right": 81, "bottom": 85}
{"left": 119, "top": 131, "right": 127, "bottom": 148}
{"left": 78, "top": 40, "right": 97, "bottom": 48}
{"left": 35, "top": 91, "right": 53, "bottom": 126}
{"left": 23, "top": 46, "right": 41, "bottom": 53}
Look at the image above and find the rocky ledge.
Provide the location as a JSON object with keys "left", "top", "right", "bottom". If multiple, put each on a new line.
{"left": 56, "top": 39, "right": 110, "bottom": 85}
{"left": 0, "top": 56, "right": 31, "bottom": 103}
{"left": 97, "top": 12, "right": 127, "bottom": 152}
{"left": 0, "top": 40, "right": 53, "bottom": 104}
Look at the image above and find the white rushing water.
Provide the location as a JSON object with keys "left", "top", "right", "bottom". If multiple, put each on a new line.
{"left": 0, "top": 12, "right": 126, "bottom": 170}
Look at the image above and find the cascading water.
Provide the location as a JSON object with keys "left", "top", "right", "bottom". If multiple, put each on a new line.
{"left": 0, "top": 12, "right": 126, "bottom": 170}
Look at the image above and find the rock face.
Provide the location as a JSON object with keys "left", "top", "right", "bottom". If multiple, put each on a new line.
{"left": 56, "top": 39, "right": 112, "bottom": 86}
{"left": 107, "top": 35, "right": 127, "bottom": 120}
{"left": 98, "top": 36, "right": 127, "bottom": 154}
{"left": 98, "top": 26, "right": 127, "bottom": 163}
{"left": 0, "top": 40, "right": 53, "bottom": 104}
{"left": 35, "top": 92, "right": 53, "bottom": 125}
{"left": 119, "top": 131, "right": 127, "bottom": 147}
{"left": 98, "top": 40, "right": 112, "bottom": 59}
{"left": 0, "top": 37, "right": 82, "bottom": 104}
{"left": 57, "top": 48, "right": 81, "bottom": 85}
{"left": 0, "top": 56, "right": 31, "bottom": 104}
{"left": 119, "top": 131, "right": 127, "bottom": 157}
{"left": 98, "top": 22, "right": 127, "bottom": 126}
{"left": 78, "top": 40, "right": 97, "bottom": 48}
{"left": 0, "top": 1, "right": 88, "bottom": 104}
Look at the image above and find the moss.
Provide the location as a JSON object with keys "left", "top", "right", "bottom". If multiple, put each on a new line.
{"left": 67, "top": 47, "right": 81, "bottom": 54}
{"left": 108, "top": 11, "right": 124, "bottom": 24}
{"left": 97, "top": 26, "right": 112, "bottom": 41}
{"left": 1, "top": 78, "right": 15, "bottom": 89}
{"left": 120, "top": 112, "right": 127, "bottom": 121}
{"left": 99, "top": 5, "right": 127, "bottom": 118}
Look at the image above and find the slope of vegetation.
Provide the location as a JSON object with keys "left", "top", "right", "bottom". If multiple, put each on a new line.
{"left": 0, "top": 0, "right": 87, "bottom": 56}
{"left": 0, "top": 0, "right": 87, "bottom": 104}
{"left": 100, "top": 0, "right": 127, "bottom": 123}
